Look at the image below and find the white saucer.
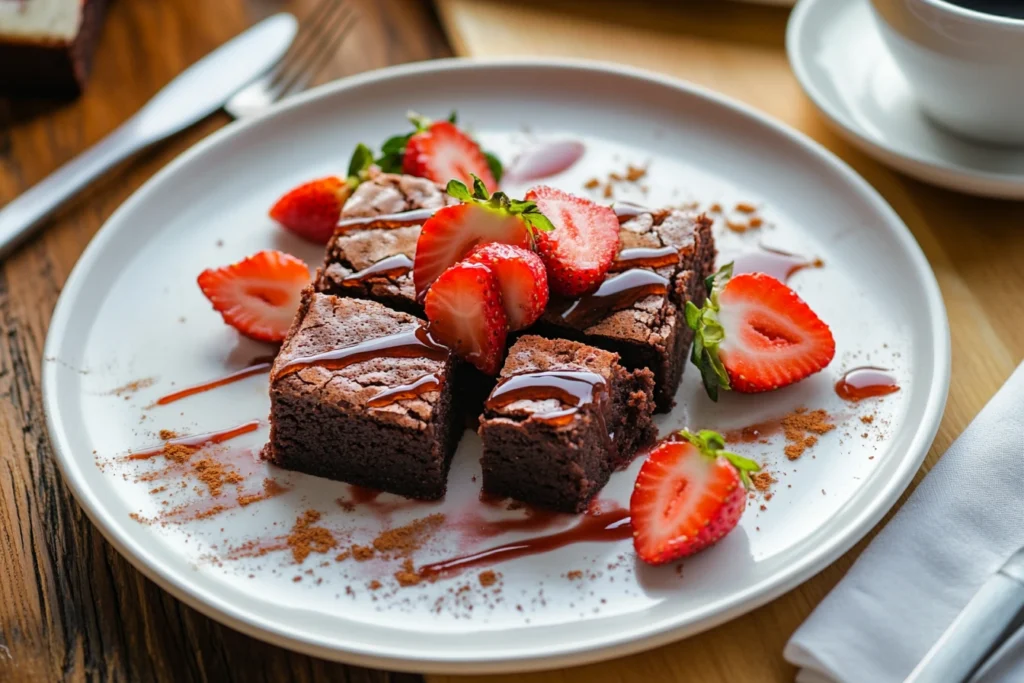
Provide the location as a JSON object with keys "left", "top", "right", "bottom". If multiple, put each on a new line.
{"left": 787, "top": 0, "right": 1024, "bottom": 200}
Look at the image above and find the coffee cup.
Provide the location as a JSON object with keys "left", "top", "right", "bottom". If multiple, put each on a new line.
{"left": 868, "top": 0, "right": 1024, "bottom": 145}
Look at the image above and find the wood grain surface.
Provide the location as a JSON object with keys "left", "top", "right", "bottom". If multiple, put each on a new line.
{"left": 428, "top": 0, "right": 1024, "bottom": 681}
{"left": 0, "top": 1, "right": 449, "bottom": 681}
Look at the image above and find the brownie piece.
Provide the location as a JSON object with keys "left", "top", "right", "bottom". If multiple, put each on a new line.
{"left": 0, "top": 0, "right": 110, "bottom": 98}
{"left": 316, "top": 172, "right": 456, "bottom": 315}
{"left": 262, "top": 289, "right": 462, "bottom": 500}
{"left": 532, "top": 209, "right": 716, "bottom": 411}
{"left": 479, "top": 335, "right": 656, "bottom": 513}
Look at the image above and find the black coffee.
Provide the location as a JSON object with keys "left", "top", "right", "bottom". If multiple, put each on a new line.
{"left": 942, "top": 0, "right": 1024, "bottom": 18}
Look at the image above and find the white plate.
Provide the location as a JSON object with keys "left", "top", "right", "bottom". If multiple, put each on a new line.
{"left": 43, "top": 58, "right": 949, "bottom": 673}
{"left": 787, "top": 0, "right": 1024, "bottom": 200}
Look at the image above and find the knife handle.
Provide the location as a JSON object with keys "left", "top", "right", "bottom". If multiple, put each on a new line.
{"left": 905, "top": 572, "right": 1024, "bottom": 683}
{"left": 0, "top": 117, "right": 152, "bottom": 259}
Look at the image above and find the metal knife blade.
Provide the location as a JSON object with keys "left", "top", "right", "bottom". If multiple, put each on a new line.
{"left": 0, "top": 13, "right": 297, "bottom": 259}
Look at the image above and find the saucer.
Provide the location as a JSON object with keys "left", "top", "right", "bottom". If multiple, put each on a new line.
{"left": 787, "top": 0, "right": 1024, "bottom": 199}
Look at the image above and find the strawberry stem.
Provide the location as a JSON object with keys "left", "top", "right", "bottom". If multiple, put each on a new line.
{"left": 678, "top": 429, "right": 760, "bottom": 489}
{"left": 685, "top": 263, "right": 734, "bottom": 401}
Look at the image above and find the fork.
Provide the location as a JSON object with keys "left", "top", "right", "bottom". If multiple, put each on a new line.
{"left": 0, "top": 0, "right": 357, "bottom": 259}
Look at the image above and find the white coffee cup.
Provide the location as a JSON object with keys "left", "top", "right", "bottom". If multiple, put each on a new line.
{"left": 868, "top": 0, "right": 1024, "bottom": 146}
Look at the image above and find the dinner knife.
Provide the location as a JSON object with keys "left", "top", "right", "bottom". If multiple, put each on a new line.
{"left": 904, "top": 546, "right": 1024, "bottom": 683}
{"left": 0, "top": 13, "right": 298, "bottom": 259}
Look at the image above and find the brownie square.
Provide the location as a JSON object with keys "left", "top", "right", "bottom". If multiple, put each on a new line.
{"left": 262, "top": 289, "right": 462, "bottom": 500}
{"left": 316, "top": 172, "right": 455, "bottom": 315}
{"left": 479, "top": 335, "right": 656, "bottom": 513}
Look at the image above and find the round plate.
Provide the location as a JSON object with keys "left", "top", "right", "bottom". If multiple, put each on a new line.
{"left": 43, "top": 58, "right": 949, "bottom": 674}
{"left": 787, "top": 0, "right": 1024, "bottom": 200}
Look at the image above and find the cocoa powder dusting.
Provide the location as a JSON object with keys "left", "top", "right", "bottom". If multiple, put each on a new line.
{"left": 567, "top": 570, "right": 583, "bottom": 581}
{"left": 752, "top": 471, "right": 775, "bottom": 491}
{"left": 191, "top": 458, "right": 244, "bottom": 496}
{"left": 782, "top": 409, "right": 835, "bottom": 460}
{"left": 395, "top": 559, "right": 423, "bottom": 587}
{"left": 162, "top": 443, "right": 198, "bottom": 464}
{"left": 159, "top": 429, "right": 178, "bottom": 440}
{"left": 237, "top": 479, "right": 287, "bottom": 507}
{"left": 372, "top": 514, "right": 445, "bottom": 557}
{"left": 368, "top": 580, "right": 382, "bottom": 591}
{"left": 286, "top": 510, "right": 337, "bottom": 564}
{"left": 351, "top": 545, "right": 375, "bottom": 561}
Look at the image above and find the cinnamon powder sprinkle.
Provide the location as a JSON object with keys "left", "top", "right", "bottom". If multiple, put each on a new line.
{"left": 725, "top": 220, "right": 749, "bottom": 234}
{"left": 237, "top": 479, "right": 287, "bottom": 507}
{"left": 352, "top": 545, "right": 375, "bottom": 561}
{"left": 584, "top": 178, "right": 601, "bottom": 189}
{"left": 286, "top": 510, "right": 337, "bottom": 564}
{"left": 566, "top": 570, "right": 583, "bottom": 581}
{"left": 159, "top": 429, "right": 178, "bottom": 440}
{"left": 162, "top": 443, "right": 199, "bottom": 464}
{"left": 751, "top": 471, "right": 775, "bottom": 491}
{"left": 478, "top": 570, "right": 499, "bottom": 587}
{"left": 782, "top": 409, "right": 835, "bottom": 460}
{"left": 191, "top": 457, "right": 244, "bottom": 497}
{"left": 372, "top": 514, "right": 445, "bottom": 557}
{"left": 395, "top": 558, "right": 423, "bottom": 587}
{"left": 860, "top": 415, "right": 875, "bottom": 424}
{"left": 368, "top": 580, "right": 382, "bottom": 591}
{"left": 735, "top": 202, "right": 758, "bottom": 214}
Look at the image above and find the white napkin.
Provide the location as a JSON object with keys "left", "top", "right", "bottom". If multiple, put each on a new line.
{"left": 785, "top": 362, "right": 1024, "bottom": 683}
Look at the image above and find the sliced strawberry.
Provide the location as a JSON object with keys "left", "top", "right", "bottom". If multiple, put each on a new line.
{"left": 413, "top": 177, "right": 554, "bottom": 297}
{"left": 403, "top": 120, "right": 497, "bottom": 192}
{"left": 269, "top": 176, "right": 351, "bottom": 244}
{"left": 197, "top": 250, "right": 310, "bottom": 343}
{"left": 525, "top": 185, "right": 620, "bottom": 297}
{"left": 424, "top": 261, "right": 508, "bottom": 375}
{"left": 686, "top": 265, "right": 836, "bottom": 400}
{"left": 464, "top": 243, "right": 548, "bottom": 330}
{"left": 631, "top": 430, "right": 759, "bottom": 565}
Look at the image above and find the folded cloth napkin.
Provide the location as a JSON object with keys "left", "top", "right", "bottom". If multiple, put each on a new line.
{"left": 785, "top": 362, "right": 1024, "bottom": 683}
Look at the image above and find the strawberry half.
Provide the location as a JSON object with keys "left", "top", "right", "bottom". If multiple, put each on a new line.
{"left": 631, "top": 430, "right": 759, "bottom": 565}
{"left": 424, "top": 261, "right": 508, "bottom": 375}
{"left": 464, "top": 243, "right": 549, "bottom": 331}
{"left": 525, "top": 185, "right": 620, "bottom": 297}
{"left": 374, "top": 112, "right": 503, "bottom": 192}
{"left": 269, "top": 145, "right": 374, "bottom": 244}
{"left": 197, "top": 250, "right": 310, "bottom": 343}
{"left": 413, "top": 176, "right": 554, "bottom": 297}
{"left": 686, "top": 265, "right": 836, "bottom": 400}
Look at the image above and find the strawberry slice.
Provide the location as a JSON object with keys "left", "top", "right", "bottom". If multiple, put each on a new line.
{"left": 197, "top": 250, "right": 310, "bottom": 343}
{"left": 686, "top": 265, "right": 836, "bottom": 400}
{"left": 463, "top": 243, "right": 549, "bottom": 330}
{"left": 424, "top": 261, "right": 508, "bottom": 375}
{"left": 631, "top": 430, "right": 759, "bottom": 565}
{"left": 413, "top": 176, "right": 554, "bottom": 296}
{"left": 269, "top": 145, "right": 374, "bottom": 244}
{"left": 525, "top": 185, "right": 620, "bottom": 297}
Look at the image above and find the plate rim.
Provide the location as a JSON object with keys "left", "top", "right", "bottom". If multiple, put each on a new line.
{"left": 42, "top": 56, "right": 951, "bottom": 673}
{"left": 787, "top": 0, "right": 1024, "bottom": 200}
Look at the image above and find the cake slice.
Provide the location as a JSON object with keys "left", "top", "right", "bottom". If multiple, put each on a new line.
{"left": 0, "top": 0, "right": 110, "bottom": 97}
{"left": 479, "top": 335, "right": 656, "bottom": 513}
{"left": 262, "top": 289, "right": 462, "bottom": 500}
{"left": 316, "top": 172, "right": 456, "bottom": 315}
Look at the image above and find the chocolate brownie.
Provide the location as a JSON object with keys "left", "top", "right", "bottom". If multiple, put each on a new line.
{"left": 479, "top": 336, "right": 656, "bottom": 513}
{"left": 532, "top": 209, "right": 716, "bottom": 411}
{"left": 262, "top": 289, "right": 462, "bottom": 500}
{"left": 316, "top": 172, "right": 455, "bottom": 315}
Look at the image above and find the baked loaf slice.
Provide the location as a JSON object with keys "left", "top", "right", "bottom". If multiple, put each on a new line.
{"left": 0, "top": 0, "right": 110, "bottom": 97}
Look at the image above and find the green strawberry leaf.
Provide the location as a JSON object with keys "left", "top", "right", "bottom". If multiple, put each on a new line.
{"left": 678, "top": 429, "right": 760, "bottom": 489}
{"left": 408, "top": 111, "right": 432, "bottom": 132}
{"left": 445, "top": 174, "right": 555, "bottom": 238}
{"left": 685, "top": 264, "right": 736, "bottom": 401}
{"left": 346, "top": 143, "right": 374, "bottom": 179}
{"left": 447, "top": 111, "right": 458, "bottom": 124}
{"left": 445, "top": 179, "right": 474, "bottom": 202}
{"left": 484, "top": 151, "right": 504, "bottom": 184}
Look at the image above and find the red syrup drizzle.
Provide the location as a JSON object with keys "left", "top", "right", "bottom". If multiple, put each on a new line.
{"left": 348, "top": 484, "right": 382, "bottom": 504}
{"left": 272, "top": 324, "right": 448, "bottom": 382}
{"left": 504, "top": 140, "right": 586, "bottom": 183}
{"left": 550, "top": 269, "right": 670, "bottom": 329}
{"left": 126, "top": 421, "right": 261, "bottom": 460}
{"left": 731, "top": 245, "right": 824, "bottom": 283}
{"left": 420, "top": 505, "right": 632, "bottom": 577}
{"left": 835, "top": 367, "right": 900, "bottom": 402}
{"left": 335, "top": 207, "right": 440, "bottom": 233}
{"left": 485, "top": 370, "right": 608, "bottom": 427}
{"left": 612, "top": 245, "right": 680, "bottom": 272}
{"left": 154, "top": 356, "right": 276, "bottom": 406}
{"left": 341, "top": 253, "right": 414, "bottom": 285}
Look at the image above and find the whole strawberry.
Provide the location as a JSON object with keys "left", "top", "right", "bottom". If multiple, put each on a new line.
{"left": 375, "top": 112, "right": 503, "bottom": 192}
{"left": 630, "top": 429, "right": 759, "bottom": 565}
{"left": 686, "top": 264, "right": 835, "bottom": 400}
{"left": 269, "top": 144, "right": 374, "bottom": 244}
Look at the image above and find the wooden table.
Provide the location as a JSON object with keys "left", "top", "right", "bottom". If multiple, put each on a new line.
{"left": 2, "top": 0, "right": 1022, "bottom": 681}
